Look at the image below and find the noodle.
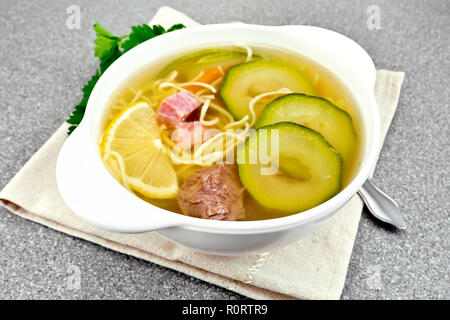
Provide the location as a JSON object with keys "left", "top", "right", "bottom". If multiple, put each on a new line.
{"left": 166, "top": 70, "right": 178, "bottom": 82}
{"left": 195, "top": 76, "right": 223, "bottom": 96}
{"left": 179, "top": 82, "right": 217, "bottom": 93}
{"left": 160, "top": 129, "right": 176, "bottom": 149}
{"left": 102, "top": 151, "right": 132, "bottom": 192}
{"left": 190, "top": 70, "right": 205, "bottom": 82}
{"left": 129, "top": 89, "right": 143, "bottom": 105}
{"left": 199, "top": 100, "right": 220, "bottom": 126}
{"left": 159, "top": 82, "right": 185, "bottom": 91}
{"left": 225, "top": 115, "right": 249, "bottom": 128}
{"left": 248, "top": 88, "right": 293, "bottom": 126}
{"left": 198, "top": 94, "right": 216, "bottom": 100}
{"left": 208, "top": 101, "right": 235, "bottom": 123}
{"left": 235, "top": 43, "right": 253, "bottom": 62}
{"left": 139, "top": 95, "right": 156, "bottom": 107}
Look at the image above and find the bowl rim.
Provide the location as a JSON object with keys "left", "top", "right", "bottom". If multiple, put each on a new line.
{"left": 63, "top": 23, "right": 380, "bottom": 234}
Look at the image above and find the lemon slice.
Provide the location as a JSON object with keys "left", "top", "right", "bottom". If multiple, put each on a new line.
{"left": 101, "top": 102, "right": 178, "bottom": 198}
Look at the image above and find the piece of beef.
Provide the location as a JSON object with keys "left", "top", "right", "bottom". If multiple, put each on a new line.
{"left": 177, "top": 164, "right": 245, "bottom": 221}
{"left": 156, "top": 90, "right": 203, "bottom": 128}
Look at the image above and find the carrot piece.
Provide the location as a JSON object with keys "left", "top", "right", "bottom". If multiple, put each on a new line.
{"left": 187, "top": 67, "right": 222, "bottom": 93}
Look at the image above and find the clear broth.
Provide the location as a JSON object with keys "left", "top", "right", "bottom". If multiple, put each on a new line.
{"left": 100, "top": 44, "right": 363, "bottom": 221}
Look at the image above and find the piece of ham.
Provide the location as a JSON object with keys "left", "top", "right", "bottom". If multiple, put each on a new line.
{"left": 177, "top": 164, "right": 245, "bottom": 221}
{"left": 157, "top": 90, "right": 203, "bottom": 128}
{"left": 172, "top": 121, "right": 218, "bottom": 150}
{"left": 157, "top": 90, "right": 217, "bottom": 149}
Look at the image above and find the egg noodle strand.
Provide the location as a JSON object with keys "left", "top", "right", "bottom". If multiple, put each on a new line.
{"left": 248, "top": 88, "right": 293, "bottom": 127}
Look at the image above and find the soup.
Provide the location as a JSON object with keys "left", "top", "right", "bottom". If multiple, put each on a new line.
{"left": 99, "top": 44, "right": 362, "bottom": 221}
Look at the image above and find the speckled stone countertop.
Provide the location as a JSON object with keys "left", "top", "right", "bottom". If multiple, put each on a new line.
{"left": 0, "top": 0, "right": 448, "bottom": 299}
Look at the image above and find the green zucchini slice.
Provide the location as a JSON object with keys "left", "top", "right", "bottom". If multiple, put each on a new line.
{"left": 237, "top": 122, "right": 342, "bottom": 213}
{"left": 255, "top": 93, "right": 357, "bottom": 170}
{"left": 220, "top": 59, "right": 317, "bottom": 120}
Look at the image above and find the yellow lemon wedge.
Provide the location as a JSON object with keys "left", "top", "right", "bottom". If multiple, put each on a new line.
{"left": 100, "top": 102, "right": 178, "bottom": 198}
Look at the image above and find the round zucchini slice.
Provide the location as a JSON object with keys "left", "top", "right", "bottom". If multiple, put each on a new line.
{"left": 255, "top": 93, "right": 357, "bottom": 170}
{"left": 220, "top": 59, "right": 317, "bottom": 120}
{"left": 237, "top": 122, "right": 342, "bottom": 213}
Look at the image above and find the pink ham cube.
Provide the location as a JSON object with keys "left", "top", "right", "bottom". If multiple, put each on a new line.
{"left": 157, "top": 90, "right": 218, "bottom": 149}
{"left": 172, "top": 121, "right": 218, "bottom": 150}
{"left": 157, "top": 90, "right": 203, "bottom": 128}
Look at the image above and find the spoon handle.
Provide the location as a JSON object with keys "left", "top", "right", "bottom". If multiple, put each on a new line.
{"left": 357, "top": 179, "right": 406, "bottom": 229}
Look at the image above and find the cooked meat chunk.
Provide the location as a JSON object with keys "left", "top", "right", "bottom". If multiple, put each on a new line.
{"left": 177, "top": 164, "right": 245, "bottom": 221}
{"left": 156, "top": 90, "right": 218, "bottom": 149}
{"left": 156, "top": 90, "right": 202, "bottom": 128}
{"left": 172, "top": 121, "right": 218, "bottom": 149}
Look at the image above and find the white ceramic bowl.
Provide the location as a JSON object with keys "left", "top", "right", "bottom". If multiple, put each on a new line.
{"left": 56, "top": 23, "right": 380, "bottom": 255}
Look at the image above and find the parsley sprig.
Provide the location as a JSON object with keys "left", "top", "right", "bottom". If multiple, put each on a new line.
{"left": 66, "top": 23, "right": 185, "bottom": 135}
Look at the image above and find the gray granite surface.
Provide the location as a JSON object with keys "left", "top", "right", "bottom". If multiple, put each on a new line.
{"left": 0, "top": 0, "right": 449, "bottom": 299}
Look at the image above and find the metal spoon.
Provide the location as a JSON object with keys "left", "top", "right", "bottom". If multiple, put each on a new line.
{"left": 357, "top": 179, "right": 406, "bottom": 229}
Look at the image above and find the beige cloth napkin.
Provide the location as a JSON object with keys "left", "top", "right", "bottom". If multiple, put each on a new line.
{"left": 0, "top": 6, "right": 405, "bottom": 300}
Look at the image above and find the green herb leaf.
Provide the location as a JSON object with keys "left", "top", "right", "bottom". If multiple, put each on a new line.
{"left": 66, "top": 70, "right": 100, "bottom": 132}
{"left": 93, "top": 23, "right": 120, "bottom": 40}
{"left": 67, "top": 125, "right": 78, "bottom": 135}
{"left": 93, "top": 23, "right": 120, "bottom": 61}
{"left": 67, "top": 22, "right": 186, "bottom": 135}
{"left": 80, "top": 70, "right": 101, "bottom": 106}
{"left": 99, "top": 45, "right": 122, "bottom": 74}
{"left": 152, "top": 24, "right": 166, "bottom": 35}
{"left": 121, "top": 24, "right": 160, "bottom": 53}
{"left": 167, "top": 24, "right": 186, "bottom": 32}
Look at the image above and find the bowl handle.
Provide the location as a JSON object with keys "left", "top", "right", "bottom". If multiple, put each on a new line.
{"left": 277, "top": 25, "right": 376, "bottom": 91}
{"left": 56, "top": 125, "right": 183, "bottom": 233}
